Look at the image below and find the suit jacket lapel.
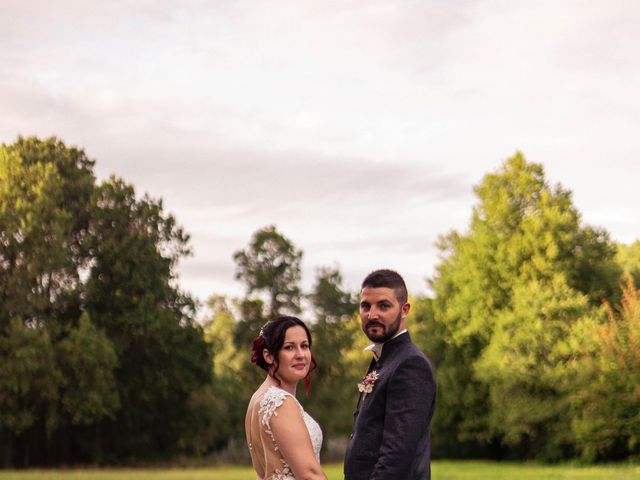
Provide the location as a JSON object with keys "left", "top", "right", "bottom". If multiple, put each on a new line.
{"left": 353, "top": 333, "right": 412, "bottom": 421}
{"left": 366, "top": 356, "right": 377, "bottom": 374}
{"left": 354, "top": 356, "right": 377, "bottom": 417}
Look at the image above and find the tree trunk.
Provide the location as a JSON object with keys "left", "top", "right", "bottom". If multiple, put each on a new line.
{"left": 0, "top": 431, "right": 13, "bottom": 468}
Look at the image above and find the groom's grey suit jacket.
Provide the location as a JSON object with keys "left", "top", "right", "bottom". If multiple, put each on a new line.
{"left": 343, "top": 332, "right": 436, "bottom": 480}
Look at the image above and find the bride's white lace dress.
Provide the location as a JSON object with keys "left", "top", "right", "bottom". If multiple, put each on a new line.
{"left": 246, "top": 385, "right": 323, "bottom": 480}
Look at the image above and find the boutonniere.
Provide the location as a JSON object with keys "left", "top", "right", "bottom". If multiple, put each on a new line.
{"left": 357, "top": 370, "right": 379, "bottom": 399}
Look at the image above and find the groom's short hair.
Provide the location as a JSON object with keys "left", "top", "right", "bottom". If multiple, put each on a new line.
{"left": 361, "top": 269, "right": 408, "bottom": 305}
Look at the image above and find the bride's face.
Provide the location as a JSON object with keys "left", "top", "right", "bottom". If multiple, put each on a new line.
{"left": 275, "top": 325, "right": 312, "bottom": 386}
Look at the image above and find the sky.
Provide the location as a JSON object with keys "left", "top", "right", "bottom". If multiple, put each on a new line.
{"left": 1, "top": 0, "right": 639, "bottom": 309}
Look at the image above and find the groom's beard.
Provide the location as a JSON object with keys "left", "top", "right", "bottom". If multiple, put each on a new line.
{"left": 364, "top": 311, "right": 402, "bottom": 343}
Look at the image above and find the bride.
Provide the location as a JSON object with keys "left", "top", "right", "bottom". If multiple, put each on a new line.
{"left": 245, "top": 316, "right": 328, "bottom": 480}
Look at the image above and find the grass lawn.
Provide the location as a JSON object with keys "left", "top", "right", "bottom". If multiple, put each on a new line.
{"left": 1, "top": 461, "right": 638, "bottom": 479}
{"left": 432, "top": 460, "right": 640, "bottom": 479}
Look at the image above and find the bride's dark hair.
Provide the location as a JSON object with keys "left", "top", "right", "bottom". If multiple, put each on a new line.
{"left": 251, "top": 316, "right": 318, "bottom": 394}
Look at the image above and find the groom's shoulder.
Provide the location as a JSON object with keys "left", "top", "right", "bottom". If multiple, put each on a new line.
{"left": 402, "top": 343, "right": 430, "bottom": 366}
{"left": 398, "top": 339, "right": 434, "bottom": 373}
{"left": 398, "top": 335, "right": 427, "bottom": 357}
{"left": 385, "top": 333, "right": 432, "bottom": 369}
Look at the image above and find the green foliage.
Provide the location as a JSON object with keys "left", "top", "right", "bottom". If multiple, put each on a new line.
{"left": 434, "top": 152, "right": 618, "bottom": 346}
{"left": 199, "top": 296, "right": 257, "bottom": 452}
{"left": 56, "top": 313, "right": 119, "bottom": 426}
{"left": 616, "top": 241, "right": 640, "bottom": 286}
{"left": 202, "top": 226, "right": 308, "bottom": 455}
{"left": 0, "top": 137, "right": 96, "bottom": 328}
{"left": 205, "top": 248, "right": 365, "bottom": 456}
{"left": 0, "top": 137, "right": 211, "bottom": 466}
{"left": 567, "top": 275, "right": 640, "bottom": 461}
{"left": 308, "top": 267, "right": 357, "bottom": 321}
{"left": 197, "top": 226, "right": 308, "bottom": 457}
{"left": 0, "top": 320, "right": 60, "bottom": 436}
{"left": 304, "top": 267, "right": 360, "bottom": 438}
{"left": 0, "top": 147, "right": 70, "bottom": 328}
{"left": 84, "top": 176, "right": 198, "bottom": 364}
{"left": 411, "top": 296, "right": 492, "bottom": 457}
{"left": 233, "top": 225, "right": 303, "bottom": 317}
{"left": 84, "top": 176, "right": 210, "bottom": 460}
{"left": 3, "top": 138, "right": 636, "bottom": 465}
{"left": 430, "top": 152, "right": 622, "bottom": 460}
{"left": 475, "top": 276, "right": 593, "bottom": 460}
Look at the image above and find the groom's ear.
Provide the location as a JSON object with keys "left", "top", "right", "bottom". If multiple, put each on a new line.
{"left": 401, "top": 302, "right": 411, "bottom": 318}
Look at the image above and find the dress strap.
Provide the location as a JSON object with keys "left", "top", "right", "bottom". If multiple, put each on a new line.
{"left": 259, "top": 386, "right": 302, "bottom": 447}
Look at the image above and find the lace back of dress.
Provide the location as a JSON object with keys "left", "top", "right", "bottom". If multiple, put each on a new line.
{"left": 251, "top": 386, "right": 322, "bottom": 479}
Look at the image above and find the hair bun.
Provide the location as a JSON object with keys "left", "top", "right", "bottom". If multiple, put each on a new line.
{"left": 250, "top": 335, "right": 266, "bottom": 366}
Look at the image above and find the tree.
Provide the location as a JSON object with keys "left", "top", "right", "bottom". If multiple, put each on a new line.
{"left": 410, "top": 296, "right": 490, "bottom": 458}
{"left": 475, "top": 276, "right": 592, "bottom": 460}
{"left": 50, "top": 313, "right": 119, "bottom": 463}
{"left": 85, "top": 177, "right": 211, "bottom": 460}
{"left": 616, "top": 241, "right": 640, "bottom": 286}
{"left": 567, "top": 274, "right": 640, "bottom": 461}
{"left": 0, "top": 136, "right": 212, "bottom": 465}
{"left": 305, "top": 267, "right": 360, "bottom": 444}
{"left": 56, "top": 314, "right": 119, "bottom": 426}
{"left": 309, "top": 266, "right": 357, "bottom": 322}
{"left": 198, "top": 296, "right": 253, "bottom": 454}
{"left": 0, "top": 320, "right": 59, "bottom": 467}
{"left": 434, "top": 153, "right": 618, "bottom": 346}
{"left": 233, "top": 225, "right": 303, "bottom": 318}
{"left": 430, "top": 152, "right": 620, "bottom": 459}
{"left": 0, "top": 137, "right": 95, "bottom": 329}
{"left": 0, "top": 137, "right": 96, "bottom": 466}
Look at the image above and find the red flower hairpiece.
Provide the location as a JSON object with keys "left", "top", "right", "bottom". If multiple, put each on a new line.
{"left": 251, "top": 335, "right": 266, "bottom": 364}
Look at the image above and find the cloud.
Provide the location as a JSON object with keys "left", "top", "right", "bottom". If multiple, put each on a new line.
{"left": 2, "top": 0, "right": 639, "bottom": 305}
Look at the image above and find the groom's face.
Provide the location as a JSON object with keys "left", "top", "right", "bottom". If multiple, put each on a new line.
{"left": 359, "top": 287, "right": 410, "bottom": 343}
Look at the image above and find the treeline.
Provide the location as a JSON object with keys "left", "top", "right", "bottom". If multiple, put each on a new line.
{"left": 1, "top": 138, "right": 638, "bottom": 467}
{"left": 428, "top": 155, "right": 639, "bottom": 462}
{"left": 207, "top": 154, "right": 640, "bottom": 464}
{"left": 0, "top": 137, "right": 211, "bottom": 467}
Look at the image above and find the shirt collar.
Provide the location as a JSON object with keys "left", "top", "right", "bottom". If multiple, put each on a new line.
{"left": 364, "top": 329, "right": 408, "bottom": 361}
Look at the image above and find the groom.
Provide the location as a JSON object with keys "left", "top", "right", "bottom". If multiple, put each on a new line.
{"left": 344, "top": 269, "right": 437, "bottom": 480}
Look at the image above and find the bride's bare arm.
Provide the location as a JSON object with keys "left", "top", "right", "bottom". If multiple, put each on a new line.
{"left": 270, "top": 397, "right": 327, "bottom": 480}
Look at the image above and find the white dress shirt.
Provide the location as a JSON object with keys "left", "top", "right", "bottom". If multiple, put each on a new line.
{"left": 364, "top": 329, "right": 408, "bottom": 361}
